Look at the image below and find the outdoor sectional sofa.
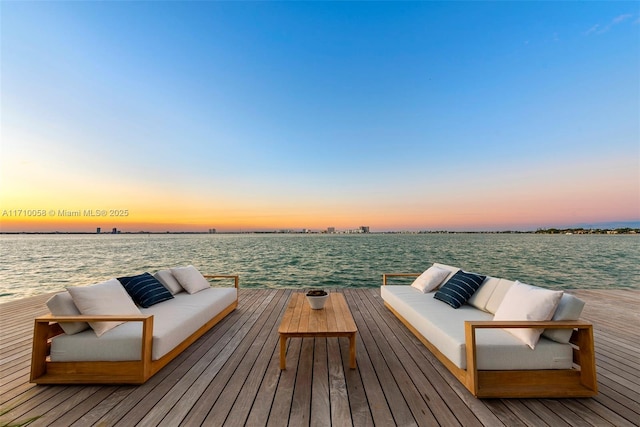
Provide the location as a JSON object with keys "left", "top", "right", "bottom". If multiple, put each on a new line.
{"left": 30, "top": 265, "right": 238, "bottom": 384}
{"left": 381, "top": 263, "right": 597, "bottom": 398}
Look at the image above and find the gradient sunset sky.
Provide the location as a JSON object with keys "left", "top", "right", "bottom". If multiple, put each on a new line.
{"left": 1, "top": 1, "right": 638, "bottom": 232}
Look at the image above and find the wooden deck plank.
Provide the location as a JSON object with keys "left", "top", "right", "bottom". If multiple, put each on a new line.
{"left": 84, "top": 289, "right": 265, "bottom": 426}
{"left": 347, "top": 289, "right": 444, "bottom": 426}
{"left": 0, "top": 289, "right": 639, "bottom": 427}
{"left": 116, "top": 289, "right": 273, "bottom": 426}
{"left": 289, "top": 337, "right": 314, "bottom": 426}
{"left": 355, "top": 288, "right": 502, "bottom": 427}
{"left": 336, "top": 315, "right": 396, "bottom": 427}
{"left": 267, "top": 337, "right": 302, "bottom": 426}
{"left": 328, "top": 338, "right": 355, "bottom": 427}
{"left": 311, "top": 338, "right": 332, "bottom": 427}
{"left": 572, "top": 393, "right": 639, "bottom": 427}
{"left": 6, "top": 385, "right": 106, "bottom": 426}
{"left": 520, "top": 400, "right": 571, "bottom": 427}
{"left": 199, "top": 290, "right": 292, "bottom": 426}
{"left": 342, "top": 291, "right": 418, "bottom": 426}
{"left": 162, "top": 290, "right": 282, "bottom": 426}
{"left": 210, "top": 289, "right": 290, "bottom": 427}
{"left": 244, "top": 326, "right": 296, "bottom": 425}
{"left": 238, "top": 296, "right": 295, "bottom": 425}
{"left": 335, "top": 290, "right": 374, "bottom": 427}
{"left": 47, "top": 386, "right": 121, "bottom": 427}
{"left": 69, "top": 387, "right": 135, "bottom": 427}
{"left": 336, "top": 338, "right": 373, "bottom": 427}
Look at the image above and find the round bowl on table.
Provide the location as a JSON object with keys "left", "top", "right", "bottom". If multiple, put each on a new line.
{"left": 306, "top": 291, "right": 329, "bottom": 309}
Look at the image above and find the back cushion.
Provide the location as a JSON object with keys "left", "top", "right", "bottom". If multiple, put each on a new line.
{"left": 431, "top": 263, "right": 460, "bottom": 284}
{"left": 46, "top": 292, "right": 90, "bottom": 335}
{"left": 154, "top": 269, "right": 184, "bottom": 295}
{"left": 467, "top": 276, "right": 500, "bottom": 312}
{"left": 542, "top": 293, "right": 586, "bottom": 343}
{"left": 485, "top": 278, "right": 515, "bottom": 314}
{"left": 170, "top": 265, "right": 211, "bottom": 294}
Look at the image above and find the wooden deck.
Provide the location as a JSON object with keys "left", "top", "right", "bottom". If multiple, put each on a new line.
{"left": 1, "top": 288, "right": 638, "bottom": 426}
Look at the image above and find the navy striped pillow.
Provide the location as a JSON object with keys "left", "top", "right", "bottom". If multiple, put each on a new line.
{"left": 118, "top": 273, "right": 174, "bottom": 308}
{"left": 433, "top": 270, "right": 486, "bottom": 309}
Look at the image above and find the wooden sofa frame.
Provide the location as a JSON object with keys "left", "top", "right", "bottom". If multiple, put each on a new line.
{"left": 30, "top": 275, "right": 239, "bottom": 385}
{"left": 383, "top": 273, "right": 598, "bottom": 398}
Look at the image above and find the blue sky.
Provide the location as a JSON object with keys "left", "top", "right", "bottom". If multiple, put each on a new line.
{"left": 1, "top": 1, "right": 639, "bottom": 231}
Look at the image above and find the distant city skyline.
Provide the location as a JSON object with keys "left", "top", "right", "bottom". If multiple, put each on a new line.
{"left": 1, "top": 2, "right": 638, "bottom": 233}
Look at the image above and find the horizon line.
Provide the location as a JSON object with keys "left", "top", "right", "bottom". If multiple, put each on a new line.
{"left": 1, "top": 226, "right": 639, "bottom": 235}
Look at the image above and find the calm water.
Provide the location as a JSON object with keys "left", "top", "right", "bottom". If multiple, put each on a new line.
{"left": 0, "top": 233, "right": 638, "bottom": 302}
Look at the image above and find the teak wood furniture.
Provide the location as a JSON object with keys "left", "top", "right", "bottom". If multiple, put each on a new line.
{"left": 30, "top": 275, "right": 238, "bottom": 385}
{"left": 278, "top": 293, "right": 357, "bottom": 370}
{"left": 383, "top": 273, "right": 598, "bottom": 398}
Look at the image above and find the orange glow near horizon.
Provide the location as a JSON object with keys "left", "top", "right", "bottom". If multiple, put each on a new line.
{"left": 1, "top": 153, "right": 637, "bottom": 233}
{"left": 1, "top": 200, "right": 637, "bottom": 233}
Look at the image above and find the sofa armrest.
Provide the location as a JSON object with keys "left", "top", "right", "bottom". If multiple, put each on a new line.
{"left": 37, "top": 313, "right": 153, "bottom": 323}
{"left": 382, "top": 273, "right": 420, "bottom": 286}
{"left": 463, "top": 319, "right": 597, "bottom": 395}
{"left": 465, "top": 320, "right": 592, "bottom": 329}
{"left": 30, "top": 314, "right": 155, "bottom": 382}
{"left": 204, "top": 274, "right": 239, "bottom": 288}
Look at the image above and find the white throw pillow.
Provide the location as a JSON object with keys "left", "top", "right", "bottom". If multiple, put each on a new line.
{"left": 492, "top": 280, "right": 563, "bottom": 349}
{"left": 46, "top": 292, "right": 90, "bottom": 335}
{"left": 153, "top": 269, "right": 184, "bottom": 295}
{"left": 170, "top": 265, "right": 210, "bottom": 294}
{"left": 67, "top": 278, "right": 141, "bottom": 337}
{"left": 542, "top": 293, "right": 586, "bottom": 343}
{"left": 411, "top": 265, "right": 450, "bottom": 293}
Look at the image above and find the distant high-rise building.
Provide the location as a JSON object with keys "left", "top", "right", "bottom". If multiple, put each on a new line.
{"left": 96, "top": 227, "right": 101, "bottom": 234}
{"left": 327, "top": 227, "right": 335, "bottom": 233}
{"left": 209, "top": 228, "right": 216, "bottom": 234}
{"left": 360, "top": 226, "right": 370, "bottom": 233}
{"left": 112, "top": 227, "right": 117, "bottom": 234}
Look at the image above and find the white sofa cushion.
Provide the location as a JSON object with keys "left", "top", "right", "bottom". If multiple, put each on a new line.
{"left": 432, "top": 263, "right": 459, "bottom": 281}
{"left": 542, "top": 293, "right": 585, "bottom": 343}
{"left": 171, "top": 265, "right": 210, "bottom": 294}
{"left": 411, "top": 265, "right": 450, "bottom": 293}
{"left": 381, "top": 285, "right": 573, "bottom": 370}
{"left": 492, "top": 281, "right": 563, "bottom": 349}
{"left": 50, "top": 287, "right": 237, "bottom": 361}
{"left": 153, "top": 269, "right": 184, "bottom": 295}
{"left": 467, "top": 276, "right": 500, "bottom": 312}
{"left": 484, "top": 278, "right": 515, "bottom": 314}
{"left": 46, "top": 292, "right": 89, "bottom": 335}
{"left": 67, "top": 279, "right": 141, "bottom": 337}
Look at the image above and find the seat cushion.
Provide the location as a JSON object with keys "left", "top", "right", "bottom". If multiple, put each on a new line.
{"left": 50, "top": 287, "right": 237, "bottom": 361}
{"left": 381, "top": 285, "right": 573, "bottom": 370}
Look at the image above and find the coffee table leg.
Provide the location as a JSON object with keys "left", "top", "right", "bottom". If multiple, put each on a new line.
{"left": 349, "top": 333, "right": 357, "bottom": 369}
{"left": 280, "top": 335, "right": 287, "bottom": 370}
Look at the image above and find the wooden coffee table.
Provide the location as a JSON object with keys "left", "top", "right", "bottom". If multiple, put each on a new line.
{"left": 278, "top": 293, "right": 358, "bottom": 370}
